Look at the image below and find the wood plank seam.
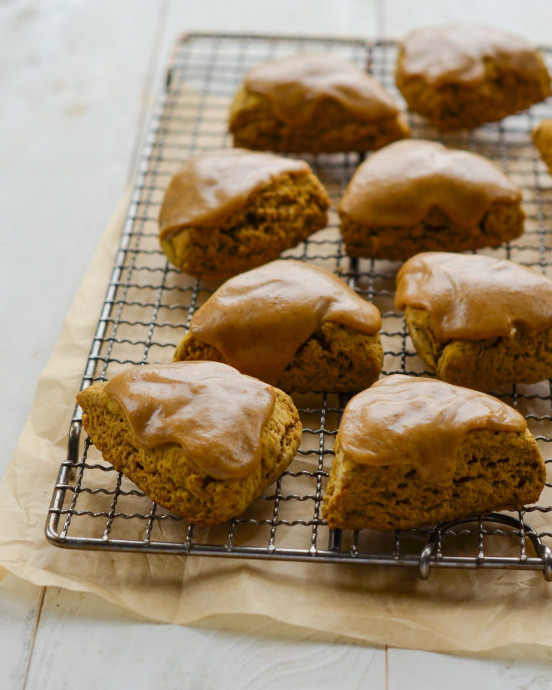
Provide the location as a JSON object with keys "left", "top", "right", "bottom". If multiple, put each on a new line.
{"left": 21, "top": 586, "right": 46, "bottom": 690}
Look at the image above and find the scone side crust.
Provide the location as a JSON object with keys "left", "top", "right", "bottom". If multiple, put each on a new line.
{"left": 339, "top": 201, "right": 524, "bottom": 260}
{"left": 161, "top": 171, "right": 329, "bottom": 279}
{"left": 276, "top": 322, "right": 383, "bottom": 393}
{"left": 405, "top": 306, "right": 552, "bottom": 391}
{"left": 322, "top": 429, "right": 545, "bottom": 531}
{"left": 174, "top": 322, "right": 383, "bottom": 394}
{"left": 78, "top": 383, "right": 301, "bottom": 526}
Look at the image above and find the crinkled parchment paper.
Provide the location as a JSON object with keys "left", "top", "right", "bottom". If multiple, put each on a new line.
{"left": 1, "top": 195, "right": 552, "bottom": 655}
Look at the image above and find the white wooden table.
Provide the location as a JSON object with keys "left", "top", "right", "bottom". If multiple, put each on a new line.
{"left": 3, "top": 1, "right": 552, "bottom": 687}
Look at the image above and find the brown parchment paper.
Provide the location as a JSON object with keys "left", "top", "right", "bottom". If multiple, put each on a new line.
{"left": 1, "top": 195, "right": 552, "bottom": 655}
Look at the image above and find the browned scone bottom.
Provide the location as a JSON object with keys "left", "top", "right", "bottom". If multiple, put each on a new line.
{"left": 533, "top": 119, "right": 552, "bottom": 174}
{"left": 229, "top": 52, "right": 410, "bottom": 153}
{"left": 396, "top": 24, "right": 551, "bottom": 131}
{"left": 175, "top": 323, "right": 383, "bottom": 394}
{"left": 322, "top": 375, "right": 546, "bottom": 530}
{"left": 77, "top": 364, "right": 302, "bottom": 526}
{"left": 158, "top": 149, "right": 329, "bottom": 280}
{"left": 338, "top": 140, "right": 523, "bottom": 260}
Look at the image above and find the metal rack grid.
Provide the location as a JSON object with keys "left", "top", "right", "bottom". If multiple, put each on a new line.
{"left": 46, "top": 32, "right": 552, "bottom": 580}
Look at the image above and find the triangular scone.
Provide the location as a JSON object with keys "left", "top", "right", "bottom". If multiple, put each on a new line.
{"left": 322, "top": 375, "right": 545, "bottom": 530}
{"left": 338, "top": 140, "right": 523, "bottom": 260}
{"left": 229, "top": 52, "right": 410, "bottom": 153}
{"left": 159, "top": 149, "right": 330, "bottom": 279}
{"left": 77, "top": 361, "right": 302, "bottom": 526}
{"left": 396, "top": 24, "right": 551, "bottom": 131}
{"left": 395, "top": 252, "right": 552, "bottom": 390}
{"left": 174, "top": 259, "right": 383, "bottom": 393}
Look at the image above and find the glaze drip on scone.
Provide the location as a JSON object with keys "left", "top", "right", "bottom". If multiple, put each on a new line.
{"left": 190, "top": 259, "right": 382, "bottom": 384}
{"left": 339, "top": 140, "right": 520, "bottom": 227}
{"left": 159, "top": 149, "right": 310, "bottom": 240}
{"left": 102, "top": 361, "right": 275, "bottom": 479}
{"left": 399, "top": 24, "right": 546, "bottom": 87}
{"left": 395, "top": 252, "right": 552, "bottom": 342}
{"left": 339, "top": 375, "right": 526, "bottom": 483}
{"left": 245, "top": 52, "right": 399, "bottom": 126}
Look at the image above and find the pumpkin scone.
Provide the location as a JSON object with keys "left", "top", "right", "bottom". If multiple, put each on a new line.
{"left": 229, "top": 52, "right": 410, "bottom": 153}
{"left": 158, "top": 149, "right": 330, "bottom": 279}
{"left": 396, "top": 24, "right": 551, "bottom": 131}
{"left": 533, "top": 119, "right": 552, "bottom": 174}
{"left": 395, "top": 252, "right": 552, "bottom": 391}
{"left": 76, "top": 361, "right": 302, "bottom": 526}
{"left": 338, "top": 139, "right": 524, "bottom": 260}
{"left": 174, "top": 259, "right": 383, "bottom": 393}
{"left": 322, "top": 375, "right": 546, "bottom": 531}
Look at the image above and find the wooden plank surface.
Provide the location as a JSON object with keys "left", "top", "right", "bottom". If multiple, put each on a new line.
{"left": 25, "top": 588, "right": 386, "bottom": 690}
{"left": 0, "top": 576, "right": 44, "bottom": 689}
{"left": 2, "top": 1, "right": 552, "bottom": 687}
{"left": 0, "top": 0, "right": 162, "bottom": 467}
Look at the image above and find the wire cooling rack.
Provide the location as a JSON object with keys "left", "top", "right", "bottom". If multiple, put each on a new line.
{"left": 46, "top": 33, "right": 552, "bottom": 580}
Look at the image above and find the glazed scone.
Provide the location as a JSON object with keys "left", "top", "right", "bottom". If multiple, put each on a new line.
{"left": 76, "top": 361, "right": 302, "bottom": 526}
{"left": 533, "top": 119, "right": 552, "bottom": 174}
{"left": 396, "top": 24, "right": 551, "bottom": 131}
{"left": 322, "top": 375, "right": 546, "bottom": 530}
{"left": 229, "top": 52, "right": 410, "bottom": 153}
{"left": 395, "top": 252, "right": 552, "bottom": 391}
{"left": 159, "top": 149, "right": 330, "bottom": 279}
{"left": 338, "top": 140, "right": 524, "bottom": 260}
{"left": 174, "top": 259, "right": 383, "bottom": 393}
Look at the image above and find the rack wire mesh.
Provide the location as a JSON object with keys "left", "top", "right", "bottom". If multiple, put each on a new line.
{"left": 46, "top": 32, "right": 552, "bottom": 579}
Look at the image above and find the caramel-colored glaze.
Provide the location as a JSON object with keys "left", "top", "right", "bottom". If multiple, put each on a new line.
{"left": 338, "top": 140, "right": 520, "bottom": 227}
{"left": 190, "top": 259, "right": 382, "bottom": 384}
{"left": 159, "top": 149, "right": 310, "bottom": 240}
{"left": 245, "top": 52, "right": 399, "bottom": 127}
{"left": 395, "top": 252, "right": 552, "bottom": 342}
{"left": 339, "top": 374, "right": 526, "bottom": 483}
{"left": 103, "top": 361, "right": 275, "bottom": 480}
{"left": 399, "top": 24, "right": 545, "bottom": 87}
